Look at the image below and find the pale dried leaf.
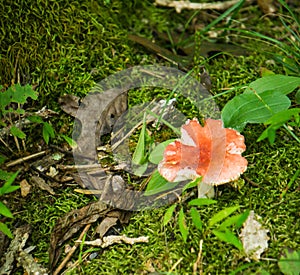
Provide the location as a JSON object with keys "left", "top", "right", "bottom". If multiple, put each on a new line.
{"left": 239, "top": 210, "right": 269, "bottom": 261}
{"left": 20, "top": 179, "right": 31, "bottom": 197}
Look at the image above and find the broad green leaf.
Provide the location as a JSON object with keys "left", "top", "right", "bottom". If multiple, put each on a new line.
{"left": 257, "top": 127, "right": 277, "bottom": 144}
{"left": 278, "top": 249, "right": 300, "bottom": 275}
{"left": 244, "top": 75, "right": 300, "bottom": 95}
{"left": 264, "top": 108, "right": 300, "bottom": 126}
{"left": 212, "top": 228, "right": 243, "bottom": 250}
{"left": 209, "top": 205, "right": 240, "bottom": 227}
{"left": 0, "top": 201, "right": 13, "bottom": 218}
{"left": 1, "top": 185, "right": 20, "bottom": 195}
{"left": 133, "top": 162, "right": 148, "bottom": 177}
{"left": 10, "top": 126, "right": 26, "bottom": 139}
{"left": 132, "top": 113, "right": 148, "bottom": 165}
{"left": 182, "top": 177, "right": 202, "bottom": 193}
{"left": 222, "top": 90, "right": 290, "bottom": 132}
{"left": 188, "top": 198, "right": 217, "bottom": 207}
{"left": 0, "top": 171, "right": 19, "bottom": 195}
{"left": 0, "top": 222, "right": 13, "bottom": 238}
{"left": 9, "top": 84, "right": 38, "bottom": 103}
{"left": 163, "top": 204, "right": 177, "bottom": 226}
{"left": 15, "top": 109, "right": 25, "bottom": 115}
{"left": 295, "top": 89, "right": 300, "bottom": 104}
{"left": 27, "top": 115, "right": 44, "bottom": 124}
{"left": 144, "top": 170, "right": 178, "bottom": 196}
{"left": 148, "top": 139, "right": 176, "bottom": 164}
{"left": 178, "top": 207, "right": 188, "bottom": 242}
{"left": 43, "top": 122, "right": 55, "bottom": 144}
{"left": 61, "top": 134, "right": 77, "bottom": 149}
{"left": 260, "top": 68, "right": 275, "bottom": 77}
{"left": 0, "top": 87, "right": 12, "bottom": 111}
{"left": 219, "top": 210, "right": 250, "bottom": 230}
{"left": 190, "top": 207, "right": 202, "bottom": 231}
{"left": 257, "top": 109, "right": 300, "bottom": 144}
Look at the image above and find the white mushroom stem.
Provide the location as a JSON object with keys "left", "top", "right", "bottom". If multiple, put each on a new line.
{"left": 198, "top": 182, "right": 215, "bottom": 198}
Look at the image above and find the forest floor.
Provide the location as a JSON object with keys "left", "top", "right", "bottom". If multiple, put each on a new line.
{"left": 0, "top": 0, "right": 299, "bottom": 274}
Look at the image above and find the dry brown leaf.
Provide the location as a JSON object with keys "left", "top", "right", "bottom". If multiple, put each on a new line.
{"left": 257, "top": 0, "right": 276, "bottom": 14}
{"left": 20, "top": 179, "right": 31, "bottom": 197}
{"left": 48, "top": 200, "right": 130, "bottom": 271}
{"left": 58, "top": 94, "right": 80, "bottom": 117}
{"left": 95, "top": 216, "right": 119, "bottom": 238}
{"left": 30, "top": 176, "right": 55, "bottom": 195}
{"left": 74, "top": 89, "right": 127, "bottom": 161}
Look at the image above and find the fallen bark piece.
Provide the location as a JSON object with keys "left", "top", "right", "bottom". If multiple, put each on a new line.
{"left": 30, "top": 176, "right": 55, "bottom": 195}
{"left": 78, "top": 235, "right": 149, "bottom": 248}
{"left": 17, "top": 249, "right": 48, "bottom": 275}
{"left": 0, "top": 225, "right": 48, "bottom": 275}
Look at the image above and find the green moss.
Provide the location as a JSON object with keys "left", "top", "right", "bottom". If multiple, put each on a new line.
{"left": 1, "top": 0, "right": 299, "bottom": 274}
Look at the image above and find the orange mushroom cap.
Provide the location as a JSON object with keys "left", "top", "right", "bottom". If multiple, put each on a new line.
{"left": 158, "top": 118, "right": 248, "bottom": 185}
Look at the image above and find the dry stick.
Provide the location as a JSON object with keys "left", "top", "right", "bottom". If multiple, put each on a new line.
{"left": 61, "top": 251, "right": 91, "bottom": 275}
{"left": 53, "top": 224, "right": 91, "bottom": 275}
{"left": 168, "top": 257, "right": 183, "bottom": 274}
{"left": 6, "top": 150, "right": 47, "bottom": 167}
{"left": 110, "top": 99, "right": 158, "bottom": 151}
{"left": 193, "top": 239, "right": 203, "bottom": 275}
{"left": 155, "top": 0, "right": 241, "bottom": 13}
{"left": 0, "top": 136, "right": 14, "bottom": 153}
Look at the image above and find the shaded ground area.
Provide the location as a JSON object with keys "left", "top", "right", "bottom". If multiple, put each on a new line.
{"left": 0, "top": 0, "right": 299, "bottom": 274}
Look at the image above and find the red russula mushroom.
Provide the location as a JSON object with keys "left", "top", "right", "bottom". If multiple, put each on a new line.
{"left": 158, "top": 118, "right": 247, "bottom": 185}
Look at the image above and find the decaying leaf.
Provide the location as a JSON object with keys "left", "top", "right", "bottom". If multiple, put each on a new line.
{"left": 49, "top": 200, "right": 130, "bottom": 271}
{"left": 30, "top": 176, "right": 55, "bottom": 195}
{"left": 20, "top": 179, "right": 31, "bottom": 197}
{"left": 239, "top": 210, "right": 269, "bottom": 261}
{"left": 257, "top": 0, "right": 276, "bottom": 14}
{"left": 74, "top": 89, "right": 128, "bottom": 161}
{"left": 58, "top": 94, "right": 80, "bottom": 117}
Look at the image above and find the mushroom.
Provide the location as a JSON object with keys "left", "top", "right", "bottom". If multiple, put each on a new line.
{"left": 158, "top": 118, "right": 248, "bottom": 198}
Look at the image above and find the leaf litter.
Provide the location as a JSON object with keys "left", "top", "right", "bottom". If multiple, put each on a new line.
{"left": 239, "top": 210, "right": 269, "bottom": 261}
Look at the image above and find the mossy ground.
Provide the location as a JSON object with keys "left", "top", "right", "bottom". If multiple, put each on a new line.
{"left": 0, "top": 1, "right": 299, "bottom": 274}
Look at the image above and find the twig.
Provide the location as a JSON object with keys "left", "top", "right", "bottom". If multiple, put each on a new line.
{"left": 6, "top": 150, "right": 47, "bottom": 167}
{"left": 168, "top": 257, "right": 183, "bottom": 274}
{"left": 53, "top": 224, "right": 91, "bottom": 275}
{"left": 57, "top": 163, "right": 102, "bottom": 171}
{"left": 155, "top": 0, "right": 241, "bottom": 13}
{"left": 61, "top": 251, "right": 91, "bottom": 275}
{"left": 76, "top": 235, "right": 149, "bottom": 248}
{"left": 193, "top": 239, "right": 203, "bottom": 275}
{"left": 0, "top": 136, "right": 14, "bottom": 153}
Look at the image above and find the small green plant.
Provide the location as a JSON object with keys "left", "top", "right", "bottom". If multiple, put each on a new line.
{"left": 163, "top": 194, "right": 249, "bottom": 250}
{"left": 221, "top": 74, "right": 300, "bottom": 144}
{"left": 0, "top": 171, "right": 20, "bottom": 238}
{"left": 0, "top": 84, "right": 76, "bottom": 151}
{"left": 278, "top": 248, "right": 300, "bottom": 275}
{"left": 0, "top": 83, "right": 38, "bottom": 151}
